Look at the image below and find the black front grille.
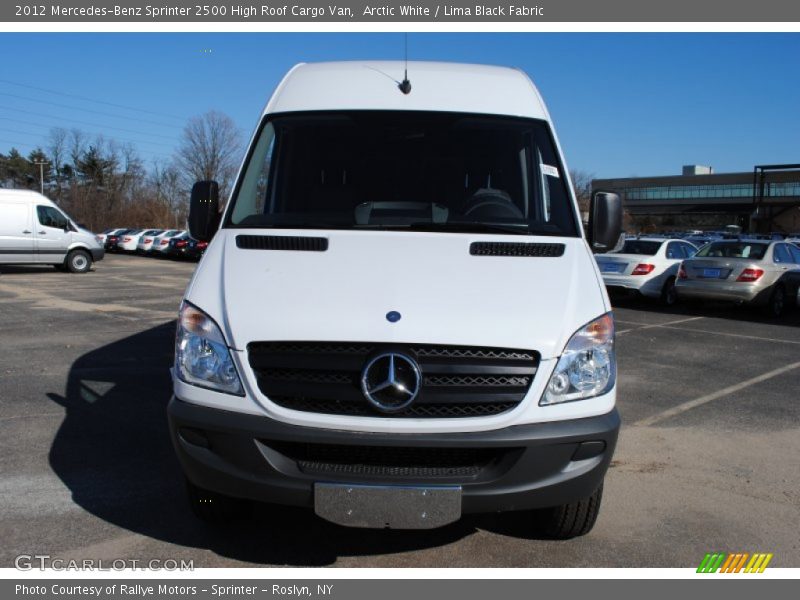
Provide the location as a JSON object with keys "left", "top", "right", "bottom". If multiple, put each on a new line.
{"left": 266, "top": 441, "right": 508, "bottom": 478}
{"left": 248, "top": 342, "right": 539, "bottom": 418}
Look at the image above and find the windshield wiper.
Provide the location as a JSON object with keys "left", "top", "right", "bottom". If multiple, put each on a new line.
{"left": 260, "top": 222, "right": 353, "bottom": 230}
{"left": 405, "top": 221, "right": 533, "bottom": 235}
{"left": 254, "top": 221, "right": 534, "bottom": 235}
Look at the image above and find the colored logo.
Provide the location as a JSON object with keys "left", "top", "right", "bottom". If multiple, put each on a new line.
{"left": 697, "top": 552, "right": 773, "bottom": 573}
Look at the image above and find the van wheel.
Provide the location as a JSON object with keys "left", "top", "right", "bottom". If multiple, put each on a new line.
{"left": 66, "top": 249, "right": 92, "bottom": 273}
{"left": 185, "top": 479, "right": 252, "bottom": 522}
{"left": 534, "top": 484, "right": 603, "bottom": 539}
{"left": 764, "top": 285, "right": 785, "bottom": 318}
{"left": 660, "top": 277, "right": 678, "bottom": 306}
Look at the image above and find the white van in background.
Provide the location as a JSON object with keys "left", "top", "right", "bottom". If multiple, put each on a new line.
{"left": 168, "top": 61, "right": 623, "bottom": 538}
{"left": 0, "top": 189, "right": 104, "bottom": 273}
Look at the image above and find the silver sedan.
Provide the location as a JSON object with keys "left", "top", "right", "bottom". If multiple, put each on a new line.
{"left": 675, "top": 240, "right": 800, "bottom": 317}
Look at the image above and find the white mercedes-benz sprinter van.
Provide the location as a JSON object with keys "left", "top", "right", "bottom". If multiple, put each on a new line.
{"left": 169, "top": 62, "right": 623, "bottom": 538}
{"left": 0, "top": 189, "right": 104, "bottom": 272}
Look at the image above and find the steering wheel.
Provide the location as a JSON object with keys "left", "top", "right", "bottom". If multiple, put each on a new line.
{"left": 463, "top": 191, "right": 524, "bottom": 219}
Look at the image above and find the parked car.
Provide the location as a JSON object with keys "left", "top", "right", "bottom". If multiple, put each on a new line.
{"left": 115, "top": 229, "right": 147, "bottom": 252}
{"left": 151, "top": 229, "right": 185, "bottom": 255}
{"left": 168, "top": 61, "right": 624, "bottom": 538}
{"left": 136, "top": 229, "right": 165, "bottom": 253}
{"left": 164, "top": 232, "right": 209, "bottom": 260}
{"left": 164, "top": 232, "right": 191, "bottom": 259}
{"left": 676, "top": 240, "right": 800, "bottom": 317}
{"left": 97, "top": 228, "right": 126, "bottom": 245}
{"left": 104, "top": 228, "right": 131, "bottom": 251}
{"left": 117, "top": 229, "right": 158, "bottom": 253}
{"left": 595, "top": 238, "right": 697, "bottom": 305}
{"left": 184, "top": 238, "right": 209, "bottom": 260}
{"left": 0, "top": 189, "right": 104, "bottom": 273}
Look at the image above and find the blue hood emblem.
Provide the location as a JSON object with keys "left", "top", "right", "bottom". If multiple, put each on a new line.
{"left": 386, "top": 311, "right": 401, "bottom": 323}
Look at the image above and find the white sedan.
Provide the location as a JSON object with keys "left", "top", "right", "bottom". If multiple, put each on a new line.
{"left": 595, "top": 238, "right": 698, "bottom": 305}
{"left": 118, "top": 228, "right": 160, "bottom": 252}
{"left": 136, "top": 229, "right": 165, "bottom": 253}
{"left": 150, "top": 229, "right": 185, "bottom": 255}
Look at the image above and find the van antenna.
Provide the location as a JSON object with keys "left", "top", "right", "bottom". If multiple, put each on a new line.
{"left": 398, "top": 33, "right": 412, "bottom": 95}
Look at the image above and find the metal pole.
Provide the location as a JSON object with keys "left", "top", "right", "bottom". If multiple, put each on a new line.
{"left": 33, "top": 160, "right": 49, "bottom": 194}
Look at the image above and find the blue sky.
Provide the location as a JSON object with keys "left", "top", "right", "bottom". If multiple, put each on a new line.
{"left": 0, "top": 33, "right": 798, "bottom": 179}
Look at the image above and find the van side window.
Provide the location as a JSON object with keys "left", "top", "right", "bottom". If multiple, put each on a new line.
{"left": 36, "top": 205, "right": 69, "bottom": 229}
{"left": 231, "top": 122, "right": 276, "bottom": 224}
{"left": 787, "top": 244, "right": 800, "bottom": 264}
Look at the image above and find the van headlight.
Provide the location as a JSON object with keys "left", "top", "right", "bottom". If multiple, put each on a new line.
{"left": 175, "top": 301, "right": 244, "bottom": 396}
{"left": 541, "top": 313, "right": 615, "bottom": 405}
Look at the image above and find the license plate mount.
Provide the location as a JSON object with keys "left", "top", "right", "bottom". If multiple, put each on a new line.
{"left": 314, "top": 483, "right": 462, "bottom": 529}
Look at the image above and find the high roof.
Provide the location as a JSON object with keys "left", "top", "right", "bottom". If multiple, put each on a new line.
{"left": 264, "top": 61, "right": 549, "bottom": 120}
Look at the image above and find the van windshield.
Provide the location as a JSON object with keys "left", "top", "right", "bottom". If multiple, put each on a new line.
{"left": 226, "top": 111, "right": 579, "bottom": 236}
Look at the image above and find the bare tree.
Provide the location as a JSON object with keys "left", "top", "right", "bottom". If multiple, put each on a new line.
{"left": 47, "top": 127, "right": 68, "bottom": 200}
{"left": 569, "top": 169, "right": 594, "bottom": 213}
{"left": 175, "top": 110, "right": 242, "bottom": 199}
{"left": 150, "top": 160, "right": 187, "bottom": 227}
{"left": 68, "top": 129, "right": 86, "bottom": 172}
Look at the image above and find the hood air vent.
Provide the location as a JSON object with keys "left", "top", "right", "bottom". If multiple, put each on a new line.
{"left": 236, "top": 235, "right": 328, "bottom": 252}
{"left": 470, "top": 242, "right": 566, "bottom": 257}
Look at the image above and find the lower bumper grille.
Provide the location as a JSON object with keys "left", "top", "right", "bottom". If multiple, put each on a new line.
{"left": 248, "top": 342, "right": 539, "bottom": 419}
{"left": 270, "top": 395, "right": 518, "bottom": 418}
{"left": 266, "top": 441, "right": 510, "bottom": 479}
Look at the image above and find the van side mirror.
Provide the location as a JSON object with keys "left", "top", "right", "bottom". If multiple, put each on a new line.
{"left": 588, "top": 191, "right": 623, "bottom": 254}
{"left": 189, "top": 181, "right": 221, "bottom": 242}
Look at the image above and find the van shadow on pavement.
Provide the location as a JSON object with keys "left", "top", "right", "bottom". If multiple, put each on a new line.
{"left": 47, "top": 322, "right": 545, "bottom": 566}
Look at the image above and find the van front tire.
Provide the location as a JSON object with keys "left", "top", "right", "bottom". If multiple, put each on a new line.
{"left": 534, "top": 483, "right": 603, "bottom": 539}
{"left": 66, "top": 249, "right": 92, "bottom": 273}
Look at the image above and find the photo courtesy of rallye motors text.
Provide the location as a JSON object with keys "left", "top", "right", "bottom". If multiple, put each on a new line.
{"left": 16, "top": 585, "right": 198, "bottom": 597}
{"left": 15, "top": 584, "right": 333, "bottom": 597}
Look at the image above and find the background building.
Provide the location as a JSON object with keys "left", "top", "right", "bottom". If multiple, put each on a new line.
{"left": 593, "top": 164, "right": 800, "bottom": 233}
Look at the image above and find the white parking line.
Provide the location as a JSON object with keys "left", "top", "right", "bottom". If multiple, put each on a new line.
{"left": 636, "top": 360, "right": 800, "bottom": 427}
{"left": 617, "top": 316, "right": 704, "bottom": 335}
{"left": 658, "top": 325, "right": 800, "bottom": 346}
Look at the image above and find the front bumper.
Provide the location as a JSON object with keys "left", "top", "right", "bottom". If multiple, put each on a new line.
{"left": 90, "top": 247, "right": 105, "bottom": 262}
{"left": 168, "top": 397, "right": 619, "bottom": 515}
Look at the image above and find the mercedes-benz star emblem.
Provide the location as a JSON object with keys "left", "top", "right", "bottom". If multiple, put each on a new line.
{"left": 360, "top": 353, "right": 421, "bottom": 413}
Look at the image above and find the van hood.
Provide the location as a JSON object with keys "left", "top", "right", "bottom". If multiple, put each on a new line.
{"left": 186, "top": 230, "right": 608, "bottom": 360}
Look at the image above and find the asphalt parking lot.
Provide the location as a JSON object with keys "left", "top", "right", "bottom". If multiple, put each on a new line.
{"left": 1, "top": 254, "right": 798, "bottom": 568}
